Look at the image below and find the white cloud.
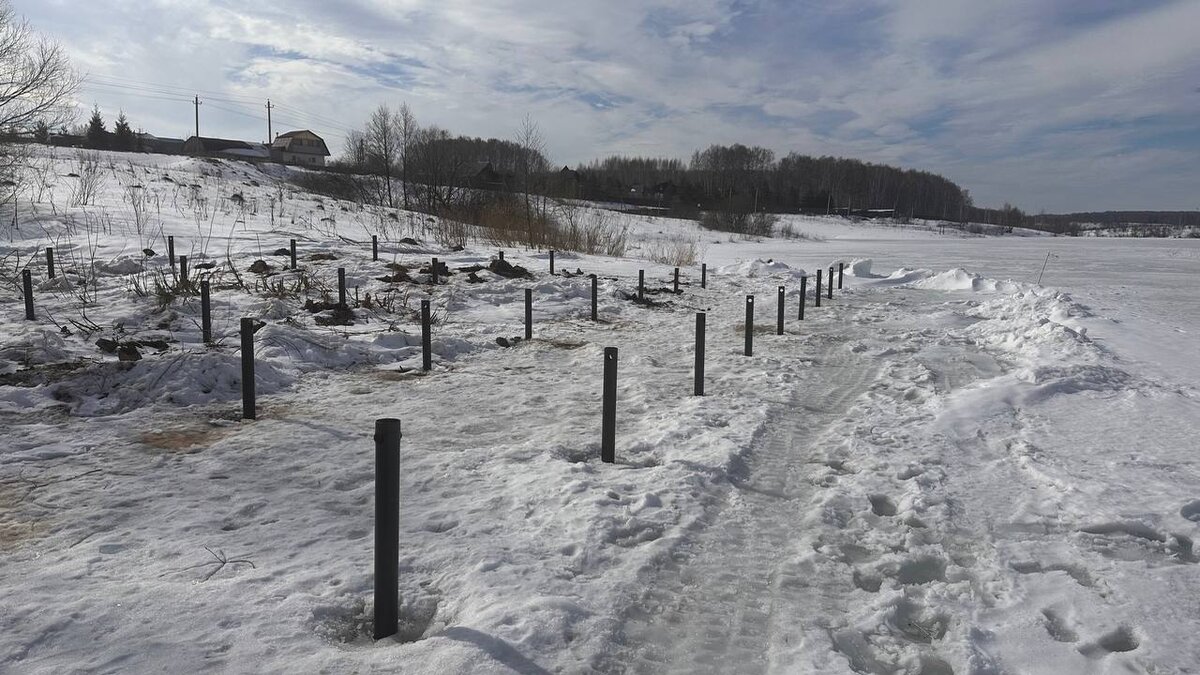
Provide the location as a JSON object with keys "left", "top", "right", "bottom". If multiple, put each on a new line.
{"left": 16, "top": 0, "right": 1200, "bottom": 211}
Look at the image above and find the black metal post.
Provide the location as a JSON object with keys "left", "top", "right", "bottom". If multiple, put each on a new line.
{"left": 45, "top": 247, "right": 55, "bottom": 279}
{"left": 815, "top": 269, "right": 822, "bottom": 307}
{"left": 201, "top": 280, "right": 212, "bottom": 344}
{"left": 240, "top": 317, "right": 255, "bottom": 420}
{"left": 22, "top": 269, "right": 34, "bottom": 320}
{"left": 168, "top": 235, "right": 175, "bottom": 269}
{"left": 498, "top": 250, "right": 504, "bottom": 261}
{"left": 524, "top": 288, "right": 533, "bottom": 340}
{"left": 180, "top": 255, "right": 189, "bottom": 289}
{"left": 777, "top": 286, "right": 785, "bottom": 335}
{"left": 701, "top": 263, "right": 707, "bottom": 289}
{"left": 745, "top": 295, "right": 754, "bottom": 356}
{"left": 372, "top": 235, "right": 379, "bottom": 261}
{"left": 638, "top": 270, "right": 644, "bottom": 301}
{"left": 838, "top": 262, "right": 845, "bottom": 289}
{"left": 549, "top": 250, "right": 555, "bottom": 275}
{"left": 289, "top": 238, "right": 297, "bottom": 270}
{"left": 694, "top": 313, "right": 705, "bottom": 396}
{"left": 373, "top": 417, "right": 401, "bottom": 641}
{"left": 431, "top": 257, "right": 439, "bottom": 285}
{"left": 421, "top": 300, "right": 432, "bottom": 372}
{"left": 601, "top": 347, "right": 617, "bottom": 463}
{"left": 590, "top": 274, "right": 598, "bottom": 321}
{"left": 828, "top": 267, "right": 834, "bottom": 300}
{"left": 338, "top": 267, "right": 347, "bottom": 308}
{"left": 674, "top": 267, "right": 680, "bottom": 294}
{"left": 799, "top": 276, "right": 807, "bottom": 320}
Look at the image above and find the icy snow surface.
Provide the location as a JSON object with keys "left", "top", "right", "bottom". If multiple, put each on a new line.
{"left": 2, "top": 147, "right": 1199, "bottom": 674}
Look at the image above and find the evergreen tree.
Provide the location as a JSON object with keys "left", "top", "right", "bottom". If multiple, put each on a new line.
{"left": 113, "top": 111, "right": 134, "bottom": 151}
{"left": 85, "top": 106, "right": 108, "bottom": 149}
{"left": 33, "top": 120, "right": 50, "bottom": 144}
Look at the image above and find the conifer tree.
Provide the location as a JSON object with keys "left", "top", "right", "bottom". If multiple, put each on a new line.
{"left": 113, "top": 110, "right": 134, "bottom": 151}
{"left": 85, "top": 105, "right": 108, "bottom": 149}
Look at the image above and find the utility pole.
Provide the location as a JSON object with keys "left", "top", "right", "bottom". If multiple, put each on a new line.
{"left": 193, "top": 95, "right": 202, "bottom": 139}
{"left": 265, "top": 100, "right": 273, "bottom": 143}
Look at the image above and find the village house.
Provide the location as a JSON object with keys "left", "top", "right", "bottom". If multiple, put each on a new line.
{"left": 183, "top": 136, "right": 270, "bottom": 160}
{"left": 270, "top": 130, "right": 330, "bottom": 166}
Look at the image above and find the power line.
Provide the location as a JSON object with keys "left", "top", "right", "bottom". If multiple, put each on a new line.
{"left": 81, "top": 73, "right": 355, "bottom": 150}
{"left": 84, "top": 74, "right": 355, "bottom": 133}
{"left": 85, "top": 74, "right": 264, "bottom": 106}
{"left": 80, "top": 85, "right": 194, "bottom": 105}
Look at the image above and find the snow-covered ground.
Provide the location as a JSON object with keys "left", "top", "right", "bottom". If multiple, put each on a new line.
{"left": 2, "top": 147, "right": 1198, "bottom": 674}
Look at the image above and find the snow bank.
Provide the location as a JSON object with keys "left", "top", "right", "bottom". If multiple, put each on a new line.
{"left": 0, "top": 351, "right": 295, "bottom": 415}
{"left": 716, "top": 258, "right": 807, "bottom": 279}
{"left": 843, "top": 258, "right": 874, "bottom": 278}
{"left": 910, "top": 267, "right": 1022, "bottom": 293}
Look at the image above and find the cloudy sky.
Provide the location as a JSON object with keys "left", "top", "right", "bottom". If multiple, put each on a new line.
{"left": 18, "top": 0, "right": 1200, "bottom": 212}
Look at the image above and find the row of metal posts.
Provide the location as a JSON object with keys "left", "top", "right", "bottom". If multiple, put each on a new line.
{"left": 15, "top": 234, "right": 846, "bottom": 642}
{"left": 374, "top": 258, "right": 846, "bottom": 638}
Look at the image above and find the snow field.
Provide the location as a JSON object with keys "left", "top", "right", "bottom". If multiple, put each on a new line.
{"left": 2, "top": 147, "right": 1199, "bottom": 673}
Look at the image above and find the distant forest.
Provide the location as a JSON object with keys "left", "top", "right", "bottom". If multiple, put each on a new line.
{"left": 329, "top": 106, "right": 1196, "bottom": 237}
{"left": 1029, "top": 211, "right": 1200, "bottom": 235}
{"left": 568, "top": 148, "right": 1014, "bottom": 227}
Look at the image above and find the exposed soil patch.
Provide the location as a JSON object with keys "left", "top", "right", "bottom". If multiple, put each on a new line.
{"left": 139, "top": 424, "right": 231, "bottom": 453}
{"left": 488, "top": 259, "right": 532, "bottom": 279}
{"left": 377, "top": 263, "right": 412, "bottom": 283}
{"left": 304, "top": 299, "right": 355, "bottom": 326}
{"left": 0, "top": 360, "right": 92, "bottom": 387}
{"left": 623, "top": 291, "right": 667, "bottom": 308}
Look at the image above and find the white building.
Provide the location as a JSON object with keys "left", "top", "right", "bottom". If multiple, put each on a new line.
{"left": 270, "top": 130, "right": 330, "bottom": 166}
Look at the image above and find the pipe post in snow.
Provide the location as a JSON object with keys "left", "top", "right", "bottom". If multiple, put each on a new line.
{"left": 22, "top": 269, "right": 34, "bottom": 320}
{"left": 777, "top": 286, "right": 786, "bottom": 335}
{"left": 524, "top": 288, "right": 533, "bottom": 340}
{"left": 421, "top": 300, "right": 432, "bottom": 372}
{"left": 240, "top": 317, "right": 256, "bottom": 420}
{"left": 201, "top": 280, "right": 213, "bottom": 344}
{"left": 601, "top": 347, "right": 618, "bottom": 463}
{"left": 799, "top": 275, "right": 807, "bottom": 320}
{"left": 590, "top": 274, "right": 598, "bottom": 321}
{"left": 373, "top": 418, "right": 401, "bottom": 640}
{"left": 745, "top": 295, "right": 755, "bottom": 356}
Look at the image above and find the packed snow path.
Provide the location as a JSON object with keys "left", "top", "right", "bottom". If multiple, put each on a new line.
{"left": 595, "top": 285, "right": 1195, "bottom": 674}
{"left": 602, "top": 308, "right": 880, "bottom": 673}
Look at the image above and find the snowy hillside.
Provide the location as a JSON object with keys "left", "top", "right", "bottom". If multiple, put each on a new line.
{"left": 2, "top": 147, "right": 1199, "bottom": 674}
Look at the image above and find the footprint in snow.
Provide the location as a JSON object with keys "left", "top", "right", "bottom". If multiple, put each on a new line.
{"left": 1181, "top": 500, "right": 1200, "bottom": 522}
{"left": 869, "top": 494, "right": 898, "bottom": 517}
{"left": 1041, "top": 608, "right": 1079, "bottom": 643}
{"left": 1077, "top": 625, "right": 1140, "bottom": 658}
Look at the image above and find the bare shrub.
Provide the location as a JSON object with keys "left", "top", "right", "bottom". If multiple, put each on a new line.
{"left": 429, "top": 213, "right": 468, "bottom": 249}
{"left": 553, "top": 202, "right": 627, "bottom": 256}
{"left": 643, "top": 235, "right": 699, "bottom": 266}
{"left": 777, "top": 220, "right": 823, "bottom": 241}
{"left": 699, "top": 209, "right": 778, "bottom": 238}
{"left": 70, "top": 151, "right": 103, "bottom": 207}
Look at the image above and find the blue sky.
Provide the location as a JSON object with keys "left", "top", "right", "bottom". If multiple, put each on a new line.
{"left": 17, "top": 0, "right": 1200, "bottom": 212}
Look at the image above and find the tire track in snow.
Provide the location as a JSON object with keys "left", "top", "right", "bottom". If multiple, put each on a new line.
{"left": 595, "top": 300, "right": 883, "bottom": 674}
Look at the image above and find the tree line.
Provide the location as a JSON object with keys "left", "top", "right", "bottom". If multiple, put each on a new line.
{"left": 573, "top": 146, "right": 976, "bottom": 224}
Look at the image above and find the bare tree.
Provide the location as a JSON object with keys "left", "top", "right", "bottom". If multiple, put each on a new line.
{"left": 364, "top": 104, "right": 399, "bottom": 207}
{"left": 514, "top": 115, "right": 549, "bottom": 247}
{"left": 0, "top": 1, "right": 76, "bottom": 208}
{"left": 396, "top": 102, "right": 418, "bottom": 211}
{"left": 342, "top": 130, "right": 367, "bottom": 170}
{"left": 0, "top": 1, "right": 76, "bottom": 132}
